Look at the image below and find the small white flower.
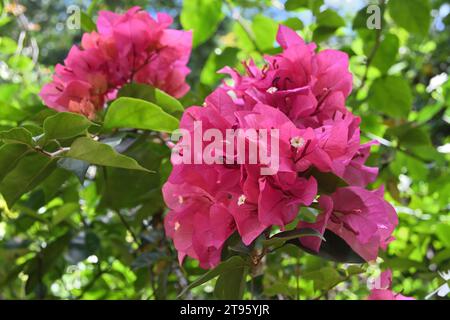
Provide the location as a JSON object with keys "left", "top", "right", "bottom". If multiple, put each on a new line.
{"left": 290, "top": 136, "right": 305, "bottom": 148}
{"left": 266, "top": 86, "right": 278, "bottom": 94}
{"left": 237, "top": 194, "right": 246, "bottom": 206}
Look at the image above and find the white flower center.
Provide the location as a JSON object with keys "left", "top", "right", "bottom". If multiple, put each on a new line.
{"left": 290, "top": 136, "right": 305, "bottom": 148}
{"left": 174, "top": 222, "right": 181, "bottom": 231}
{"left": 178, "top": 195, "right": 184, "bottom": 204}
{"left": 266, "top": 86, "right": 278, "bottom": 94}
{"left": 237, "top": 194, "right": 246, "bottom": 206}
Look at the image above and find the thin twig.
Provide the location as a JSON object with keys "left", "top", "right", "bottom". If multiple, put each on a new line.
{"left": 356, "top": 0, "right": 386, "bottom": 93}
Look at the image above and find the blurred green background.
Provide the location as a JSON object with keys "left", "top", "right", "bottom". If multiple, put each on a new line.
{"left": 0, "top": 0, "right": 449, "bottom": 299}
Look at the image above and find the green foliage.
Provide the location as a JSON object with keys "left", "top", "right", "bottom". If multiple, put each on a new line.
{"left": 180, "top": 0, "right": 224, "bottom": 47}
{"left": 65, "top": 137, "right": 150, "bottom": 172}
{"left": 104, "top": 97, "right": 180, "bottom": 133}
{"left": 0, "top": 0, "right": 448, "bottom": 301}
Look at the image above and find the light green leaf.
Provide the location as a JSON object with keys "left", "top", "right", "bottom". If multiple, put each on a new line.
{"left": 65, "top": 137, "right": 151, "bottom": 172}
{"left": 180, "top": 0, "right": 224, "bottom": 47}
{"left": 118, "top": 83, "right": 184, "bottom": 118}
{"left": 80, "top": 12, "right": 97, "bottom": 32}
{"left": 252, "top": 14, "right": 278, "bottom": 51}
{"left": 368, "top": 76, "right": 412, "bottom": 119}
{"left": 52, "top": 203, "right": 79, "bottom": 226}
{"left": 367, "top": 33, "right": 399, "bottom": 74}
{"left": 104, "top": 97, "right": 179, "bottom": 133}
{"left": 388, "top": 0, "right": 431, "bottom": 36}
{"left": 303, "top": 266, "right": 343, "bottom": 291}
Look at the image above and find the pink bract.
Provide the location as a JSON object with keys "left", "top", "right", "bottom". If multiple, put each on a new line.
{"left": 39, "top": 6, "right": 192, "bottom": 118}
{"left": 367, "top": 270, "right": 415, "bottom": 300}
{"left": 163, "top": 25, "right": 397, "bottom": 269}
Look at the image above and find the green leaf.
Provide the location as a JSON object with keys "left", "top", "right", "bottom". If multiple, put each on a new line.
{"left": 179, "top": 256, "right": 249, "bottom": 297}
{"left": 296, "top": 230, "right": 365, "bottom": 263}
{"left": 41, "top": 168, "right": 72, "bottom": 201}
{"left": 388, "top": 0, "right": 431, "bottom": 36}
{"left": 180, "top": 0, "right": 224, "bottom": 47}
{"left": 368, "top": 76, "right": 412, "bottom": 119}
{"left": 0, "top": 143, "right": 30, "bottom": 182}
{"left": 214, "top": 264, "right": 248, "bottom": 299}
{"left": 66, "top": 230, "right": 100, "bottom": 264}
{"left": 285, "top": 0, "right": 323, "bottom": 14}
{"left": 118, "top": 83, "right": 184, "bottom": 118}
{"left": 436, "top": 224, "right": 450, "bottom": 248}
{"left": 303, "top": 266, "right": 343, "bottom": 291}
{"left": 390, "top": 125, "right": 431, "bottom": 148}
{"left": 313, "top": 9, "right": 345, "bottom": 42}
{"left": 0, "top": 153, "right": 57, "bottom": 207}
{"left": 366, "top": 33, "right": 399, "bottom": 74}
{"left": 24, "top": 232, "right": 72, "bottom": 295}
{"left": 200, "top": 47, "right": 239, "bottom": 86}
{"left": 316, "top": 9, "right": 345, "bottom": 28}
{"left": 80, "top": 11, "right": 97, "bottom": 32}
{"left": 263, "top": 228, "right": 325, "bottom": 248}
{"left": 99, "top": 140, "right": 168, "bottom": 210}
{"left": 57, "top": 158, "right": 90, "bottom": 183}
{"left": 0, "top": 37, "right": 17, "bottom": 55}
{"left": 0, "top": 127, "right": 34, "bottom": 146}
{"left": 43, "top": 112, "right": 93, "bottom": 142}
{"left": 252, "top": 14, "right": 278, "bottom": 51}
{"left": 52, "top": 202, "right": 79, "bottom": 225}
{"left": 308, "top": 168, "right": 348, "bottom": 194}
{"left": 65, "top": 137, "right": 151, "bottom": 172}
{"left": 104, "top": 97, "right": 179, "bottom": 133}
{"left": 282, "top": 17, "right": 304, "bottom": 31}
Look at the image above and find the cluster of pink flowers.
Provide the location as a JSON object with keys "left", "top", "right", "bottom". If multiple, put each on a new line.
{"left": 39, "top": 7, "right": 192, "bottom": 118}
{"left": 163, "top": 26, "right": 398, "bottom": 269}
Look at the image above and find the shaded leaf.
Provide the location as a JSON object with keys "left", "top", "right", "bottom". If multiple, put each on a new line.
{"left": 65, "top": 137, "right": 151, "bottom": 172}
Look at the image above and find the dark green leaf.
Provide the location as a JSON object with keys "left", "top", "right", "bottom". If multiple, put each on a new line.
{"left": 263, "top": 228, "right": 325, "bottom": 248}
{"left": 0, "top": 127, "right": 34, "bottom": 146}
{"left": 214, "top": 264, "right": 248, "bottom": 299}
{"left": 0, "top": 153, "right": 57, "bottom": 207}
{"left": 295, "top": 230, "right": 365, "bottom": 263}
{"left": 43, "top": 112, "right": 93, "bottom": 142}
{"left": 308, "top": 168, "right": 348, "bottom": 194}
{"left": 179, "top": 256, "right": 249, "bottom": 297}
{"left": 200, "top": 47, "right": 239, "bottom": 86}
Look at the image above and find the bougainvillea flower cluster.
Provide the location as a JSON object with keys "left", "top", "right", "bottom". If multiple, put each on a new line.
{"left": 39, "top": 6, "right": 192, "bottom": 118}
{"left": 164, "top": 25, "right": 398, "bottom": 269}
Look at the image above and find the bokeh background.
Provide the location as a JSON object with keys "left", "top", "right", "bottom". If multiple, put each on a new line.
{"left": 0, "top": 0, "right": 449, "bottom": 299}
